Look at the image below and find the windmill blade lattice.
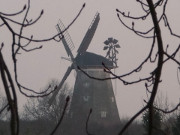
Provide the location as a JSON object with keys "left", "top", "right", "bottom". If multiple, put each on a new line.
{"left": 56, "top": 22, "right": 78, "bottom": 71}
{"left": 56, "top": 19, "right": 75, "bottom": 56}
{"left": 77, "top": 12, "right": 100, "bottom": 55}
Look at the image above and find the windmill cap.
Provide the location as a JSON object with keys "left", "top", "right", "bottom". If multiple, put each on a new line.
{"left": 75, "top": 52, "right": 114, "bottom": 69}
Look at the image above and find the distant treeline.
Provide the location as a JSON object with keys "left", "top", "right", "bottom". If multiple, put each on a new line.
{"left": 1, "top": 114, "right": 180, "bottom": 135}
{"left": 0, "top": 118, "right": 143, "bottom": 135}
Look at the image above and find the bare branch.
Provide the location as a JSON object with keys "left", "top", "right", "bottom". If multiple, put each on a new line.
{"left": 0, "top": 5, "right": 26, "bottom": 16}
{"left": 20, "top": 45, "right": 43, "bottom": 52}
{"left": 116, "top": 13, "right": 154, "bottom": 38}
{"left": 116, "top": 0, "right": 167, "bottom": 39}
{"left": 1, "top": 10, "right": 43, "bottom": 27}
{"left": 15, "top": 0, "right": 31, "bottom": 55}
{"left": 119, "top": 105, "right": 148, "bottom": 135}
{"left": 86, "top": 108, "right": 94, "bottom": 135}
{"left": 163, "top": 45, "right": 180, "bottom": 66}
{"left": 0, "top": 42, "right": 4, "bottom": 51}
{"left": 13, "top": 3, "right": 86, "bottom": 43}
{"left": 0, "top": 103, "right": 8, "bottom": 115}
{"left": 0, "top": 51, "right": 19, "bottom": 135}
{"left": 0, "top": 22, "right": 4, "bottom": 27}
{"left": 163, "top": 14, "right": 180, "bottom": 38}
{"left": 50, "top": 96, "right": 70, "bottom": 135}
{"left": 154, "top": 102, "right": 180, "bottom": 114}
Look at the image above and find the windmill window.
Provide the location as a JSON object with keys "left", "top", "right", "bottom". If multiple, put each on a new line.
{"left": 83, "top": 96, "right": 90, "bottom": 102}
{"left": 100, "top": 111, "right": 107, "bottom": 118}
{"left": 83, "top": 82, "right": 90, "bottom": 88}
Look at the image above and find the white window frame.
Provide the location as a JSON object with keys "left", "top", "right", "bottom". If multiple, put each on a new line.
{"left": 100, "top": 111, "right": 107, "bottom": 118}
{"left": 83, "top": 96, "right": 90, "bottom": 102}
{"left": 83, "top": 82, "right": 90, "bottom": 88}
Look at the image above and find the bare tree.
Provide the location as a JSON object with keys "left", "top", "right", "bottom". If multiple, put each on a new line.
{"left": 23, "top": 81, "right": 72, "bottom": 124}
{"left": 0, "top": 0, "right": 85, "bottom": 135}
{"left": 79, "top": 1, "right": 180, "bottom": 135}
{"left": 1, "top": 0, "right": 180, "bottom": 135}
{"left": 114, "top": 0, "right": 180, "bottom": 134}
{"left": 0, "top": 92, "right": 9, "bottom": 120}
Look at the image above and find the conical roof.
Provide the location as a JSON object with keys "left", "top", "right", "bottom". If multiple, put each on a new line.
{"left": 75, "top": 52, "right": 114, "bottom": 69}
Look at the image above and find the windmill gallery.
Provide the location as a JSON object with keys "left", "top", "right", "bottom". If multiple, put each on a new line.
{"left": 49, "top": 13, "right": 120, "bottom": 135}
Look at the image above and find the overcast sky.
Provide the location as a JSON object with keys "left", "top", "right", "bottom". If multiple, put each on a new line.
{"left": 0, "top": 0, "right": 180, "bottom": 118}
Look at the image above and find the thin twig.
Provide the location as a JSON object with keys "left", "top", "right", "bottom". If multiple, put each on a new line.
{"left": 50, "top": 96, "right": 70, "bottom": 135}
{"left": 0, "top": 103, "right": 8, "bottom": 115}
{"left": 86, "top": 108, "right": 94, "bottom": 135}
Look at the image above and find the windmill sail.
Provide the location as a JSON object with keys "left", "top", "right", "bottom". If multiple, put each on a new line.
{"left": 49, "top": 13, "right": 100, "bottom": 105}
{"left": 77, "top": 12, "right": 100, "bottom": 55}
{"left": 49, "top": 65, "right": 73, "bottom": 105}
{"left": 56, "top": 20, "right": 75, "bottom": 57}
{"left": 56, "top": 23, "right": 78, "bottom": 70}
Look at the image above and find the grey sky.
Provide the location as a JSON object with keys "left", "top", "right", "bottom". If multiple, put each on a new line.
{"left": 0, "top": 0, "right": 180, "bottom": 118}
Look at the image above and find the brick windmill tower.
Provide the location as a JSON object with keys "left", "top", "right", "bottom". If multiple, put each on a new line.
{"left": 49, "top": 13, "right": 120, "bottom": 135}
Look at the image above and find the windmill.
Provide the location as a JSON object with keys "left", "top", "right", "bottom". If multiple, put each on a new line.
{"left": 50, "top": 13, "right": 120, "bottom": 135}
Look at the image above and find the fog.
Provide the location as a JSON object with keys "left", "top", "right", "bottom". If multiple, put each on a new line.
{"left": 0, "top": 0, "right": 180, "bottom": 118}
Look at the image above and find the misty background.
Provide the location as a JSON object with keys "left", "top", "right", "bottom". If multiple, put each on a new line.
{"left": 0, "top": 0, "right": 180, "bottom": 118}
